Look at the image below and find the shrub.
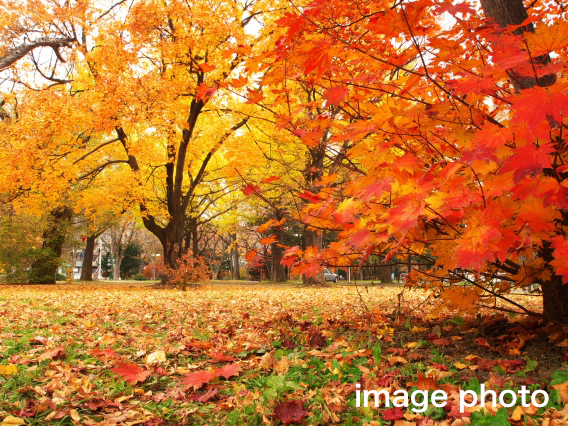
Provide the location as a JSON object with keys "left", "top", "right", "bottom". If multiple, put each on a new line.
{"left": 133, "top": 274, "right": 146, "bottom": 281}
{"left": 162, "top": 250, "right": 210, "bottom": 290}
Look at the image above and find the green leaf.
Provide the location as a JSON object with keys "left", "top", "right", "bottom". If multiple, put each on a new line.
{"left": 470, "top": 407, "right": 510, "bottom": 425}
{"left": 372, "top": 342, "right": 382, "bottom": 366}
{"left": 266, "top": 375, "right": 301, "bottom": 392}
{"left": 451, "top": 317, "right": 464, "bottom": 325}
{"left": 524, "top": 356, "right": 538, "bottom": 373}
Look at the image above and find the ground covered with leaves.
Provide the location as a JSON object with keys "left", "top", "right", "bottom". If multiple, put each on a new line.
{"left": 1, "top": 284, "right": 568, "bottom": 425}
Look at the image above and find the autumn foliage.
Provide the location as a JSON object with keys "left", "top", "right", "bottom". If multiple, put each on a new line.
{"left": 162, "top": 250, "right": 210, "bottom": 289}
{"left": 235, "top": 0, "right": 568, "bottom": 322}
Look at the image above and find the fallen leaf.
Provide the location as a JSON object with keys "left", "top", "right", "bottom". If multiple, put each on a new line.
{"left": 110, "top": 361, "right": 152, "bottom": 385}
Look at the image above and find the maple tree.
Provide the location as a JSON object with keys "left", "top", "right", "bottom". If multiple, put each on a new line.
{"left": 0, "top": 0, "right": 270, "bottom": 281}
{"left": 243, "top": 0, "right": 568, "bottom": 323}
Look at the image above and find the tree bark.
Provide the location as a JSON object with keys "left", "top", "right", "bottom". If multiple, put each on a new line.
{"left": 479, "top": 0, "right": 555, "bottom": 89}
{"left": 379, "top": 263, "right": 392, "bottom": 284}
{"left": 541, "top": 276, "right": 568, "bottom": 324}
{"left": 537, "top": 241, "right": 568, "bottom": 323}
{"left": 303, "top": 226, "right": 326, "bottom": 285}
{"left": 230, "top": 233, "right": 240, "bottom": 280}
{"left": 271, "top": 226, "right": 287, "bottom": 282}
{"left": 80, "top": 235, "right": 97, "bottom": 281}
{"left": 29, "top": 206, "right": 73, "bottom": 284}
{"left": 0, "top": 37, "right": 75, "bottom": 71}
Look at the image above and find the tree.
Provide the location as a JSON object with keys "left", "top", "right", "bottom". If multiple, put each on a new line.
{"left": 0, "top": 0, "right": 268, "bottom": 283}
{"left": 29, "top": 206, "right": 73, "bottom": 284}
{"left": 254, "top": 0, "right": 568, "bottom": 322}
{"left": 101, "top": 220, "right": 138, "bottom": 281}
{"left": 120, "top": 243, "right": 142, "bottom": 278}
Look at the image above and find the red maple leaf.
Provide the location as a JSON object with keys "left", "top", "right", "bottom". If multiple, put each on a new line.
{"left": 110, "top": 361, "right": 152, "bottom": 385}
{"left": 182, "top": 371, "right": 217, "bottom": 389}
{"left": 196, "top": 83, "right": 218, "bottom": 101}
{"left": 382, "top": 406, "right": 405, "bottom": 420}
{"left": 435, "top": 0, "right": 475, "bottom": 15}
{"left": 347, "top": 229, "right": 370, "bottom": 248}
{"left": 511, "top": 86, "right": 568, "bottom": 131}
{"left": 262, "top": 176, "right": 281, "bottom": 183}
{"left": 477, "top": 358, "right": 497, "bottom": 371}
{"left": 551, "top": 236, "right": 568, "bottom": 283}
{"left": 214, "top": 363, "right": 241, "bottom": 379}
{"left": 273, "top": 400, "right": 308, "bottom": 425}
{"left": 500, "top": 142, "right": 554, "bottom": 182}
{"left": 357, "top": 179, "right": 392, "bottom": 202}
{"left": 444, "top": 401, "right": 471, "bottom": 419}
{"left": 38, "top": 346, "right": 66, "bottom": 361}
{"left": 242, "top": 184, "right": 260, "bottom": 195}
{"left": 431, "top": 362, "right": 449, "bottom": 371}
{"left": 323, "top": 86, "right": 349, "bottom": 106}
{"left": 432, "top": 338, "right": 451, "bottom": 347}
{"left": 246, "top": 88, "right": 264, "bottom": 104}
{"left": 92, "top": 348, "right": 119, "bottom": 358}
{"left": 196, "top": 388, "right": 220, "bottom": 403}
{"left": 246, "top": 250, "right": 257, "bottom": 263}
{"left": 260, "top": 235, "right": 278, "bottom": 245}
{"left": 282, "top": 246, "right": 301, "bottom": 263}
{"left": 209, "top": 351, "right": 236, "bottom": 362}
{"left": 304, "top": 40, "right": 331, "bottom": 76}
{"left": 198, "top": 63, "right": 215, "bottom": 72}
{"left": 297, "top": 190, "right": 323, "bottom": 203}
{"left": 449, "top": 76, "right": 496, "bottom": 95}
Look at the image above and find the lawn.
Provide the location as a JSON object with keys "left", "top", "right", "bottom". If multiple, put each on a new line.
{"left": 0, "top": 283, "right": 567, "bottom": 425}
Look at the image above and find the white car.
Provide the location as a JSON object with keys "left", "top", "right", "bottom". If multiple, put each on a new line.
{"left": 323, "top": 268, "right": 338, "bottom": 283}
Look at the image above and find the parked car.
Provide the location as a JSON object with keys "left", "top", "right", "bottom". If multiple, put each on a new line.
{"left": 323, "top": 268, "right": 338, "bottom": 283}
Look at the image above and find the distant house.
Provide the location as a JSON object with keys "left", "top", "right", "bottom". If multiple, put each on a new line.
{"left": 60, "top": 237, "right": 107, "bottom": 280}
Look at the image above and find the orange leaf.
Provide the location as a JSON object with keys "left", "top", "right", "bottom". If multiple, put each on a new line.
{"left": 182, "top": 370, "right": 216, "bottom": 389}
{"left": 260, "top": 235, "right": 277, "bottom": 245}
{"left": 110, "top": 361, "right": 152, "bottom": 385}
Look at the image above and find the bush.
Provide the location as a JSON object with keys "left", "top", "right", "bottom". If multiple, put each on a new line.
{"left": 162, "top": 250, "right": 210, "bottom": 289}
{"left": 55, "top": 272, "right": 66, "bottom": 281}
{"left": 133, "top": 274, "right": 146, "bottom": 281}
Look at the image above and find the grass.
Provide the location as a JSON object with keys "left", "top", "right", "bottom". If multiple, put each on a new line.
{"left": 0, "top": 282, "right": 565, "bottom": 425}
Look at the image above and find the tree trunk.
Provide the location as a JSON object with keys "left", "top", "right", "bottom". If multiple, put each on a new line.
{"left": 271, "top": 226, "right": 287, "bottom": 282}
{"left": 230, "top": 233, "right": 240, "bottom": 280}
{"left": 479, "top": 0, "right": 555, "bottom": 89}
{"left": 538, "top": 241, "right": 568, "bottom": 323}
{"left": 541, "top": 276, "right": 568, "bottom": 324}
{"left": 80, "top": 235, "right": 97, "bottom": 281}
{"left": 192, "top": 224, "right": 198, "bottom": 257}
{"left": 113, "top": 258, "right": 121, "bottom": 281}
{"left": 379, "top": 264, "right": 392, "bottom": 284}
{"left": 29, "top": 206, "right": 73, "bottom": 284}
{"left": 480, "top": 0, "right": 561, "bottom": 322}
{"left": 303, "top": 227, "right": 326, "bottom": 285}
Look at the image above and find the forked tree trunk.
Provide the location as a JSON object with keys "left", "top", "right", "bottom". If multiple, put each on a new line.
{"left": 29, "top": 206, "right": 73, "bottom": 284}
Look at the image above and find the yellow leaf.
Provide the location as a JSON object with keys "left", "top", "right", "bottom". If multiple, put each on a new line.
{"left": 0, "top": 364, "right": 18, "bottom": 376}
{"left": 511, "top": 405, "right": 524, "bottom": 421}
{"left": 69, "top": 409, "right": 80, "bottom": 422}
{"left": 146, "top": 350, "right": 166, "bottom": 364}
{"left": 453, "top": 362, "right": 467, "bottom": 369}
{"left": 1, "top": 416, "right": 25, "bottom": 426}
